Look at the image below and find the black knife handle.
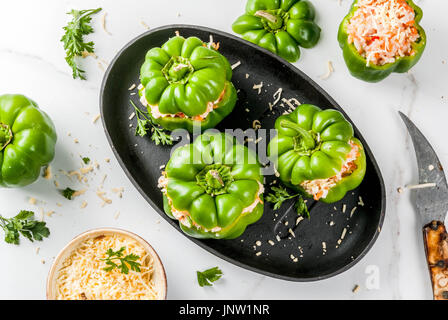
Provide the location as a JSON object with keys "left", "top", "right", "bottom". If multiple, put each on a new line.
{"left": 423, "top": 220, "right": 448, "bottom": 300}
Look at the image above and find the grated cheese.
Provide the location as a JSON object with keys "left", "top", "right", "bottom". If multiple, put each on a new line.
{"left": 56, "top": 234, "right": 158, "bottom": 300}
{"left": 346, "top": 0, "right": 420, "bottom": 66}
{"left": 300, "top": 141, "right": 360, "bottom": 201}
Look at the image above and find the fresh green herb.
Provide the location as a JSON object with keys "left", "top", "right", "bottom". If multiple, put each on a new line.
{"left": 266, "top": 185, "right": 310, "bottom": 218}
{"left": 61, "top": 187, "right": 76, "bottom": 200}
{"left": 101, "top": 247, "right": 141, "bottom": 274}
{"left": 61, "top": 8, "right": 102, "bottom": 80}
{"left": 130, "top": 100, "right": 173, "bottom": 146}
{"left": 196, "top": 267, "right": 223, "bottom": 287}
{"left": 82, "top": 157, "right": 90, "bottom": 164}
{"left": 0, "top": 210, "right": 50, "bottom": 245}
{"left": 294, "top": 195, "right": 310, "bottom": 219}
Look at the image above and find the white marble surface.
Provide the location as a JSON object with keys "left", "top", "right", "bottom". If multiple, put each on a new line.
{"left": 0, "top": 0, "right": 446, "bottom": 300}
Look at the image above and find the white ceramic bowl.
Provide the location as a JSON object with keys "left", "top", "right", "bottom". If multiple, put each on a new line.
{"left": 46, "top": 228, "right": 167, "bottom": 300}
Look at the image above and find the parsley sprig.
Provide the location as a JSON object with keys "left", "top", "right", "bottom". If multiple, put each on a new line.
{"left": 61, "top": 187, "right": 76, "bottom": 200}
{"left": 266, "top": 186, "right": 310, "bottom": 218}
{"left": 130, "top": 100, "right": 173, "bottom": 146}
{"left": 61, "top": 8, "right": 102, "bottom": 80}
{"left": 101, "top": 247, "right": 141, "bottom": 274}
{"left": 197, "top": 267, "right": 223, "bottom": 287}
{"left": 0, "top": 211, "right": 50, "bottom": 245}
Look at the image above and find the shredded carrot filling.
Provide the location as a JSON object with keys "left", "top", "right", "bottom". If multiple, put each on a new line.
{"left": 300, "top": 141, "right": 360, "bottom": 201}
{"left": 346, "top": 0, "right": 420, "bottom": 66}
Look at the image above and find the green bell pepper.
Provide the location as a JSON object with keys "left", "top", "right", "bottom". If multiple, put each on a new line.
{"left": 160, "top": 132, "right": 264, "bottom": 239}
{"left": 232, "top": 0, "right": 321, "bottom": 62}
{"left": 139, "top": 36, "right": 237, "bottom": 132}
{"left": 0, "top": 94, "right": 57, "bottom": 188}
{"left": 338, "top": 0, "right": 426, "bottom": 82}
{"left": 267, "top": 104, "right": 366, "bottom": 203}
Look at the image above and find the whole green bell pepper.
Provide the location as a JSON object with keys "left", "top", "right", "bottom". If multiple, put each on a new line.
{"left": 232, "top": 0, "right": 321, "bottom": 62}
{"left": 267, "top": 104, "right": 366, "bottom": 203}
{"left": 160, "top": 132, "right": 264, "bottom": 239}
{"left": 0, "top": 94, "right": 57, "bottom": 188}
{"left": 139, "top": 36, "right": 237, "bottom": 132}
{"left": 338, "top": 0, "right": 426, "bottom": 82}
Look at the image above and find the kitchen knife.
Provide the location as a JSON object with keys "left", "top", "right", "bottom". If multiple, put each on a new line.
{"left": 399, "top": 111, "right": 448, "bottom": 300}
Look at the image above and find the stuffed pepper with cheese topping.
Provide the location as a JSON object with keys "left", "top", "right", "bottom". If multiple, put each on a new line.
{"left": 139, "top": 36, "right": 237, "bottom": 132}
{"left": 267, "top": 104, "right": 366, "bottom": 204}
{"left": 158, "top": 132, "right": 264, "bottom": 239}
{"left": 338, "top": 0, "right": 426, "bottom": 82}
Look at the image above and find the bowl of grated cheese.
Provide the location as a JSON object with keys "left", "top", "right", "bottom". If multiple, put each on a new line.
{"left": 46, "top": 228, "right": 167, "bottom": 300}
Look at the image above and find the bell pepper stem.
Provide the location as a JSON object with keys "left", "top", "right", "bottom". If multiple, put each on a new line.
{"left": 280, "top": 120, "right": 315, "bottom": 150}
{"left": 254, "top": 10, "right": 279, "bottom": 25}
{"left": 209, "top": 170, "right": 224, "bottom": 187}
{"left": 0, "top": 123, "right": 12, "bottom": 151}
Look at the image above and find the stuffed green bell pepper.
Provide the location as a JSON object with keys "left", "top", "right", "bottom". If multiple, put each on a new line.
{"left": 0, "top": 94, "right": 57, "bottom": 188}
{"left": 232, "top": 0, "right": 321, "bottom": 62}
{"left": 267, "top": 104, "right": 366, "bottom": 203}
{"left": 338, "top": 0, "right": 426, "bottom": 82}
{"left": 159, "top": 132, "right": 264, "bottom": 239}
{"left": 139, "top": 36, "right": 237, "bottom": 132}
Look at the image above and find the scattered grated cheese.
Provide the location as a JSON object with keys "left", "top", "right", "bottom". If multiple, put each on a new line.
{"left": 55, "top": 234, "right": 158, "bottom": 300}
{"left": 272, "top": 88, "right": 283, "bottom": 106}
{"left": 45, "top": 210, "right": 55, "bottom": 217}
{"left": 358, "top": 196, "right": 364, "bottom": 206}
{"left": 231, "top": 61, "right": 241, "bottom": 70}
{"left": 72, "top": 189, "right": 87, "bottom": 199}
{"left": 101, "top": 12, "right": 112, "bottom": 35}
{"left": 29, "top": 197, "right": 37, "bottom": 205}
{"left": 112, "top": 187, "right": 124, "bottom": 198}
{"left": 252, "top": 119, "right": 261, "bottom": 130}
{"left": 296, "top": 216, "right": 304, "bottom": 226}
{"left": 96, "top": 187, "right": 112, "bottom": 206}
{"left": 140, "top": 20, "right": 150, "bottom": 30}
{"left": 92, "top": 114, "right": 101, "bottom": 123}
{"left": 253, "top": 82, "right": 263, "bottom": 94}
{"left": 350, "top": 206, "right": 357, "bottom": 218}
{"left": 43, "top": 166, "right": 52, "bottom": 180}
{"left": 320, "top": 61, "right": 334, "bottom": 80}
{"left": 288, "top": 228, "right": 295, "bottom": 238}
{"left": 341, "top": 228, "right": 347, "bottom": 240}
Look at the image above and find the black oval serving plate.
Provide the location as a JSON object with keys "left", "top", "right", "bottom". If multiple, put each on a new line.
{"left": 100, "top": 25, "right": 386, "bottom": 281}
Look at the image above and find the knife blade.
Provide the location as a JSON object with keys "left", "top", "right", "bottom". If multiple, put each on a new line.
{"left": 399, "top": 111, "right": 448, "bottom": 300}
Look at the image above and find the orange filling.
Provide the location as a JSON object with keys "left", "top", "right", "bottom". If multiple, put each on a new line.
{"left": 346, "top": 0, "right": 420, "bottom": 66}
{"left": 300, "top": 141, "right": 360, "bottom": 201}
